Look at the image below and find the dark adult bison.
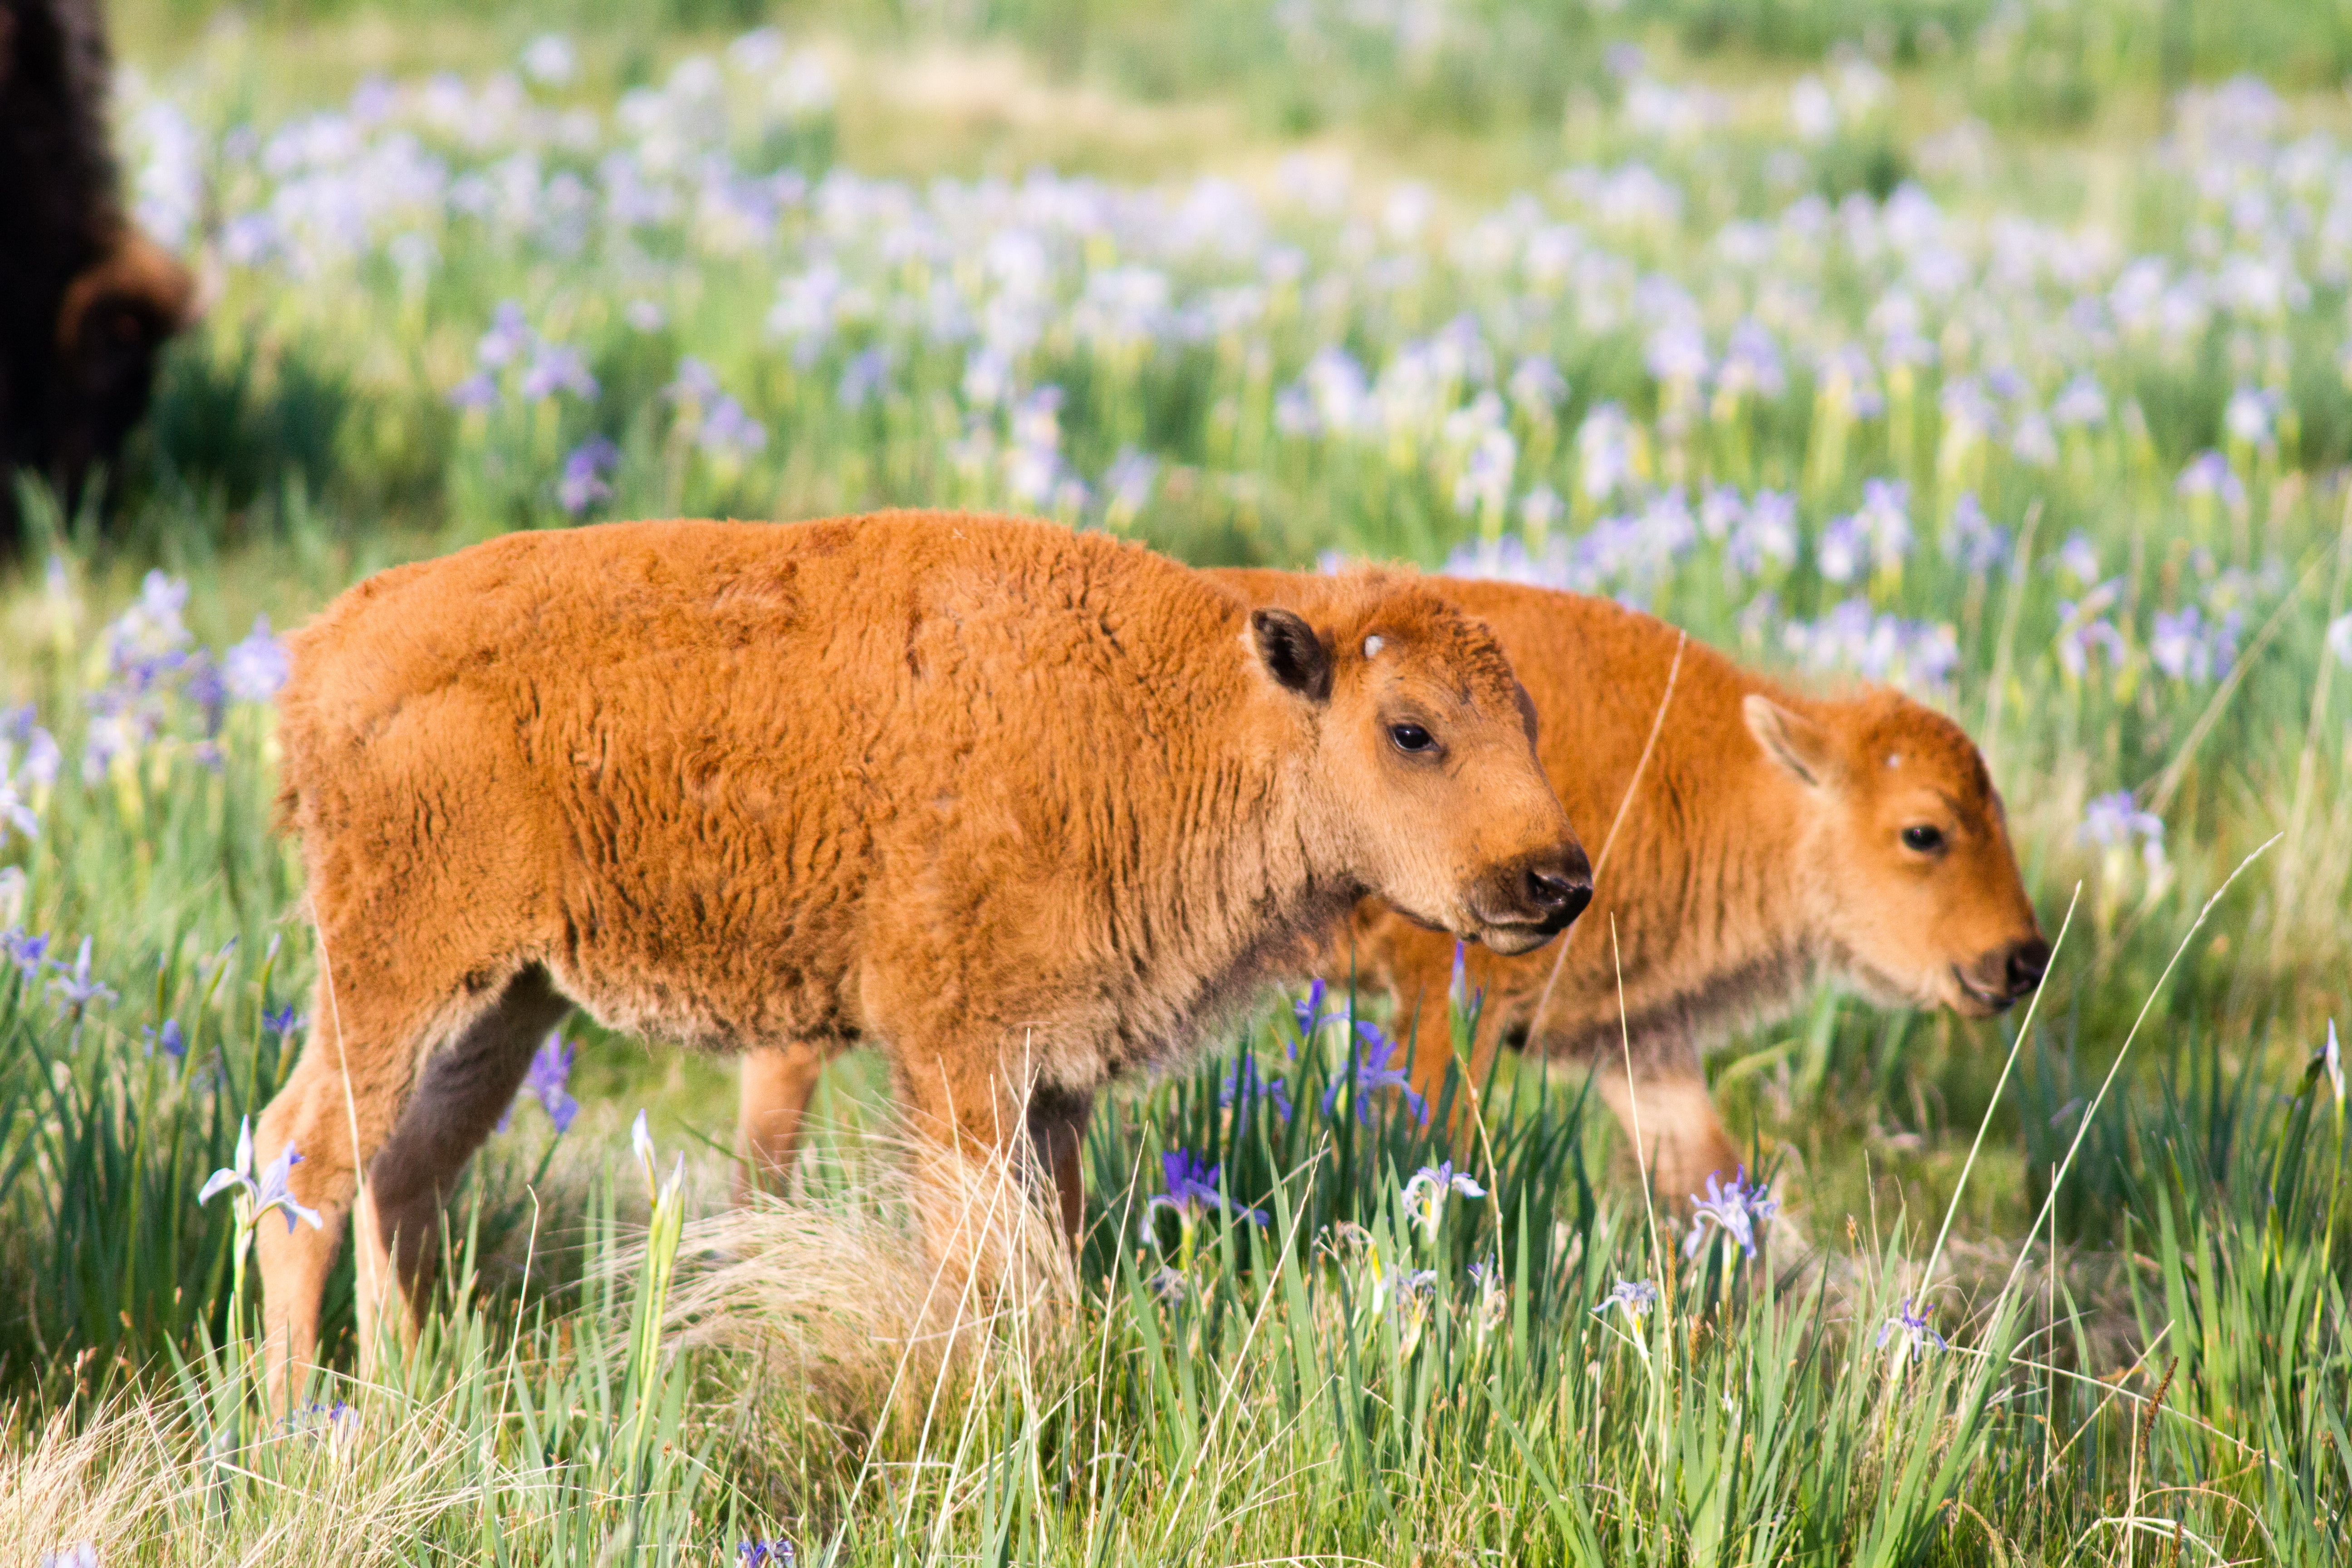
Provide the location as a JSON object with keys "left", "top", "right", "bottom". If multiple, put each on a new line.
{"left": 1, "top": 0, "right": 195, "bottom": 542}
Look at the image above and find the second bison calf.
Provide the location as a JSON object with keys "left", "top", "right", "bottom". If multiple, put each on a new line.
{"left": 251, "top": 511, "right": 1589, "bottom": 1387}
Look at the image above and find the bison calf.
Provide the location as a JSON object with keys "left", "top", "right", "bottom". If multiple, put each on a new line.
{"left": 253, "top": 512, "right": 1588, "bottom": 1387}
{"left": 1296, "top": 574, "right": 2045, "bottom": 1201}
{"left": 740, "top": 571, "right": 2044, "bottom": 1209}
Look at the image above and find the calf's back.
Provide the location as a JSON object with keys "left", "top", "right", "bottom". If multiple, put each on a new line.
{"left": 279, "top": 513, "right": 1272, "bottom": 1071}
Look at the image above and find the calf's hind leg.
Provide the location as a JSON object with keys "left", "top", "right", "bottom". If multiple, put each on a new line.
{"left": 360, "top": 966, "right": 572, "bottom": 1361}
{"left": 1024, "top": 1085, "right": 1095, "bottom": 1250}
{"left": 252, "top": 964, "right": 440, "bottom": 1407}
{"left": 253, "top": 962, "right": 565, "bottom": 1405}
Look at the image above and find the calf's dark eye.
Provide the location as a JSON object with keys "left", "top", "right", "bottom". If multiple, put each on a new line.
{"left": 1388, "top": 722, "right": 1435, "bottom": 754}
{"left": 1901, "top": 824, "right": 1945, "bottom": 853}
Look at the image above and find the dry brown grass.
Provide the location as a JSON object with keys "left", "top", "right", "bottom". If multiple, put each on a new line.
{"left": 665, "top": 1132, "right": 1079, "bottom": 1437}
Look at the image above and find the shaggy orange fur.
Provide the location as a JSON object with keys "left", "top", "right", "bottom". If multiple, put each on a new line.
{"left": 739, "top": 573, "right": 2045, "bottom": 1207}
{"left": 251, "top": 512, "right": 1587, "bottom": 1391}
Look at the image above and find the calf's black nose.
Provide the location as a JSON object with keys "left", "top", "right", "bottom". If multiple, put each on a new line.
{"left": 1522, "top": 844, "right": 1594, "bottom": 933}
{"left": 1527, "top": 865, "right": 1592, "bottom": 917}
{"left": 2005, "top": 937, "right": 2051, "bottom": 997}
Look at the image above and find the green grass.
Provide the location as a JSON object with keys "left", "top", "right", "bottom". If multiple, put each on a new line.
{"left": 116, "top": 0, "right": 2352, "bottom": 137}
{"left": 3, "top": 0, "right": 2352, "bottom": 1560}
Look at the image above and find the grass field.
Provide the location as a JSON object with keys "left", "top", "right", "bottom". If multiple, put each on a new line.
{"left": 3, "top": 0, "right": 2352, "bottom": 1561}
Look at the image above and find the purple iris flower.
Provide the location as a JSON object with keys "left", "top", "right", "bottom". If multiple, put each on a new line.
{"left": 524, "top": 1030, "right": 578, "bottom": 1132}
{"left": 3, "top": 928, "right": 49, "bottom": 979}
{"left": 180, "top": 653, "right": 226, "bottom": 737}
{"left": 557, "top": 438, "right": 619, "bottom": 516}
{"left": 1139, "top": 1150, "right": 1265, "bottom": 1240}
{"left": 49, "top": 936, "right": 116, "bottom": 1014}
{"left": 1877, "top": 1297, "right": 1947, "bottom": 1360}
{"left": 476, "top": 301, "right": 532, "bottom": 368}
{"left": 1220, "top": 1056, "right": 1293, "bottom": 1125}
{"left": 2079, "top": 790, "right": 2166, "bottom": 871}
{"left": 1449, "top": 940, "right": 1484, "bottom": 1012}
{"left": 521, "top": 343, "right": 598, "bottom": 402}
{"left": 447, "top": 372, "right": 500, "bottom": 410}
{"left": 200, "top": 1119, "right": 324, "bottom": 1235}
{"left": 2175, "top": 451, "right": 2245, "bottom": 509}
{"left": 1156, "top": 1152, "right": 1225, "bottom": 1209}
{"left": 1591, "top": 1277, "right": 1659, "bottom": 1321}
{"left": 284, "top": 1398, "right": 359, "bottom": 1444}
{"left": 1322, "top": 1021, "right": 1428, "bottom": 1125}
{"left": 1401, "top": 1160, "right": 1485, "bottom": 1236}
{"left": 1683, "top": 1166, "right": 1778, "bottom": 1259}
{"left": 1102, "top": 447, "right": 1158, "bottom": 514}
{"left": 837, "top": 346, "right": 893, "bottom": 409}
{"left": 1293, "top": 977, "right": 1340, "bottom": 1039}
{"left": 698, "top": 394, "right": 768, "bottom": 458}
{"left": 501, "top": 1029, "right": 577, "bottom": 1134}
{"left": 0, "top": 774, "right": 36, "bottom": 844}
{"left": 223, "top": 617, "right": 290, "bottom": 703}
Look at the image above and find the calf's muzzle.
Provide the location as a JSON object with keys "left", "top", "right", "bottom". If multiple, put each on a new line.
{"left": 2003, "top": 937, "right": 2051, "bottom": 999}
{"left": 1473, "top": 842, "right": 1594, "bottom": 943}
{"left": 1954, "top": 935, "right": 2051, "bottom": 1012}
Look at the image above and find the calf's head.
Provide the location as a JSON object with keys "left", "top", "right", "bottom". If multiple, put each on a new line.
{"left": 1744, "top": 689, "right": 2046, "bottom": 1016}
{"left": 1248, "top": 574, "right": 1590, "bottom": 956}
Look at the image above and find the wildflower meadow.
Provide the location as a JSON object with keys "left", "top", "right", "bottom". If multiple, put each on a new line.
{"left": 4, "top": 0, "right": 2352, "bottom": 1561}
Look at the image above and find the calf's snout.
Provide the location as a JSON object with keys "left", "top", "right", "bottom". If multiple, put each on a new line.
{"left": 2003, "top": 936, "right": 2051, "bottom": 999}
{"left": 1524, "top": 856, "right": 1593, "bottom": 928}
{"left": 1475, "top": 841, "right": 1593, "bottom": 946}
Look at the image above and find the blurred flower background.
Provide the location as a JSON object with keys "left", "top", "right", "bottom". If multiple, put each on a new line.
{"left": 5, "top": 0, "right": 2352, "bottom": 1561}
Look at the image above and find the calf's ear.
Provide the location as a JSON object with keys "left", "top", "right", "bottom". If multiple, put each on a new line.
{"left": 1250, "top": 608, "right": 1333, "bottom": 703}
{"left": 1743, "top": 694, "right": 1837, "bottom": 787}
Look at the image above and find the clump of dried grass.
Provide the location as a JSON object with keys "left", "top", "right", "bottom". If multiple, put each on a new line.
{"left": 0, "top": 1385, "right": 519, "bottom": 1568}
{"left": 665, "top": 1130, "right": 1079, "bottom": 1437}
{"left": 0, "top": 1402, "right": 181, "bottom": 1567}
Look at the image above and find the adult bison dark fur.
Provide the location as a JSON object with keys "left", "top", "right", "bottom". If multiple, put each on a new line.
{"left": 1, "top": 0, "right": 196, "bottom": 543}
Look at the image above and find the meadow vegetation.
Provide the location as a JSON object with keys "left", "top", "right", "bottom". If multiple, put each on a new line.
{"left": 2, "top": 0, "right": 2351, "bottom": 1560}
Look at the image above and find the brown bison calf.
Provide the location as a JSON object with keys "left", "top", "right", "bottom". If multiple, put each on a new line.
{"left": 2, "top": 0, "right": 196, "bottom": 541}
{"left": 740, "top": 572, "right": 2045, "bottom": 1207}
{"left": 254, "top": 512, "right": 1588, "bottom": 1385}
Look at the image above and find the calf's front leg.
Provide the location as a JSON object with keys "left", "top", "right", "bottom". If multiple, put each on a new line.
{"left": 735, "top": 1041, "right": 835, "bottom": 1202}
